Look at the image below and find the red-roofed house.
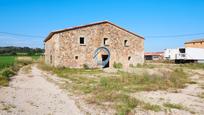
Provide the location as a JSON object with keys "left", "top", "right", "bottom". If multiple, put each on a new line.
{"left": 144, "top": 52, "right": 164, "bottom": 60}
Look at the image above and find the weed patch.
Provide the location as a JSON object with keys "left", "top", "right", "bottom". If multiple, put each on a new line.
{"left": 198, "top": 92, "right": 204, "bottom": 98}
{"left": 180, "top": 64, "right": 204, "bottom": 69}
{"left": 39, "top": 63, "right": 190, "bottom": 114}
{"left": 142, "top": 103, "right": 161, "bottom": 112}
{"left": 113, "top": 62, "right": 123, "bottom": 69}
{"left": 163, "top": 102, "right": 184, "bottom": 109}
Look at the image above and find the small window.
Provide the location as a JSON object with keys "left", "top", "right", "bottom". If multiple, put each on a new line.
{"left": 104, "top": 38, "right": 108, "bottom": 46}
{"left": 75, "top": 56, "right": 78, "bottom": 60}
{"left": 80, "top": 37, "right": 85, "bottom": 44}
{"left": 124, "top": 40, "right": 128, "bottom": 47}
{"left": 128, "top": 56, "right": 131, "bottom": 61}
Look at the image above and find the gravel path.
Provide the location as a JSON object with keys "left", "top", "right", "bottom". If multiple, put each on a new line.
{"left": 0, "top": 65, "right": 82, "bottom": 115}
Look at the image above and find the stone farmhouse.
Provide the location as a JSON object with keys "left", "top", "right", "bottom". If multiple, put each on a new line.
{"left": 44, "top": 21, "right": 144, "bottom": 68}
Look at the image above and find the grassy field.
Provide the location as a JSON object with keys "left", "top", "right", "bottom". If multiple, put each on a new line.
{"left": 38, "top": 63, "right": 193, "bottom": 115}
{"left": 0, "top": 55, "right": 38, "bottom": 86}
{"left": 0, "top": 56, "right": 16, "bottom": 70}
{"left": 0, "top": 55, "right": 40, "bottom": 70}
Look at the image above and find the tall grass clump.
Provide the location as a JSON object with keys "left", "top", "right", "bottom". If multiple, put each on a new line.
{"left": 113, "top": 62, "right": 123, "bottom": 69}
{"left": 163, "top": 102, "right": 184, "bottom": 110}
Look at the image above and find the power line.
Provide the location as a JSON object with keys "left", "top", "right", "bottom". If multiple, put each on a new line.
{"left": 0, "top": 32, "right": 44, "bottom": 38}
{"left": 0, "top": 31, "right": 204, "bottom": 39}
{"left": 145, "top": 32, "right": 204, "bottom": 38}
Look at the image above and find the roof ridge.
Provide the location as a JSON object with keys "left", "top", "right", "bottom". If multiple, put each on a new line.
{"left": 185, "top": 38, "right": 204, "bottom": 44}
{"left": 44, "top": 21, "right": 144, "bottom": 42}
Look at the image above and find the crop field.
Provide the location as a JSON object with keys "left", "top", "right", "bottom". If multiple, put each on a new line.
{"left": 0, "top": 56, "right": 16, "bottom": 70}
{"left": 0, "top": 55, "right": 40, "bottom": 70}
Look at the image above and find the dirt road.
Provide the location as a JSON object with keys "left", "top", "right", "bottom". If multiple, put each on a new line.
{"left": 0, "top": 65, "right": 82, "bottom": 115}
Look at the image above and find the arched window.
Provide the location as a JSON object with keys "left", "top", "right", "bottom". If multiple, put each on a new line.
{"left": 124, "top": 40, "right": 128, "bottom": 47}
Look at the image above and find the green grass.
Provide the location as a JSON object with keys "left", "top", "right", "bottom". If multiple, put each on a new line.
{"left": 0, "top": 56, "right": 34, "bottom": 86}
{"left": 142, "top": 103, "right": 161, "bottom": 112}
{"left": 31, "top": 55, "right": 40, "bottom": 60}
{"left": 135, "top": 63, "right": 156, "bottom": 68}
{"left": 163, "top": 102, "right": 184, "bottom": 109}
{"left": 0, "top": 55, "right": 39, "bottom": 70}
{"left": 113, "top": 62, "right": 123, "bottom": 69}
{"left": 0, "top": 56, "right": 16, "bottom": 70}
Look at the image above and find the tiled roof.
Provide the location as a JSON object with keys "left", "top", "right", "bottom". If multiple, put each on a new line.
{"left": 185, "top": 38, "right": 204, "bottom": 44}
{"left": 44, "top": 21, "right": 144, "bottom": 42}
{"left": 144, "top": 52, "right": 164, "bottom": 56}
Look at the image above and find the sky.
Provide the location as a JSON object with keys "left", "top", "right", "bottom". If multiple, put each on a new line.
{"left": 0, "top": 0, "right": 204, "bottom": 52}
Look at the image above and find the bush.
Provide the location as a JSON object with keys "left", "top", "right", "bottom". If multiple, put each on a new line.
{"left": 1, "top": 68, "right": 16, "bottom": 80}
{"left": 83, "top": 64, "right": 89, "bottom": 69}
{"left": 129, "top": 64, "right": 134, "bottom": 68}
{"left": 113, "top": 62, "right": 123, "bottom": 69}
{"left": 0, "top": 77, "right": 9, "bottom": 86}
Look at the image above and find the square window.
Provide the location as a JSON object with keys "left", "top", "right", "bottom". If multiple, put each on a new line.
{"left": 75, "top": 56, "right": 78, "bottom": 60}
{"left": 104, "top": 38, "right": 108, "bottom": 46}
{"left": 80, "top": 37, "right": 85, "bottom": 44}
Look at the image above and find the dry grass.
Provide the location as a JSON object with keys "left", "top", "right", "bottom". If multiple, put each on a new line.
{"left": 16, "top": 57, "right": 33, "bottom": 65}
{"left": 163, "top": 102, "right": 184, "bottom": 110}
{"left": 198, "top": 92, "right": 204, "bottom": 98}
{"left": 38, "top": 63, "right": 191, "bottom": 115}
{"left": 21, "top": 65, "right": 32, "bottom": 74}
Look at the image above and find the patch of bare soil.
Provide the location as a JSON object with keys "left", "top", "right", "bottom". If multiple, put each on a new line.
{"left": 0, "top": 65, "right": 82, "bottom": 115}
{"left": 41, "top": 68, "right": 116, "bottom": 115}
{"left": 131, "top": 69, "right": 204, "bottom": 115}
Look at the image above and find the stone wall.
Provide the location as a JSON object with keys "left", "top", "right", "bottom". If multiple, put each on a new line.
{"left": 45, "top": 23, "right": 144, "bottom": 68}
{"left": 185, "top": 42, "right": 204, "bottom": 48}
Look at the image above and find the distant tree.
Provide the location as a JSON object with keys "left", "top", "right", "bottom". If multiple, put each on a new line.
{"left": 0, "top": 46, "right": 44, "bottom": 56}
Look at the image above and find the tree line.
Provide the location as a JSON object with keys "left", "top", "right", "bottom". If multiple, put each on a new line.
{"left": 0, "top": 46, "right": 44, "bottom": 56}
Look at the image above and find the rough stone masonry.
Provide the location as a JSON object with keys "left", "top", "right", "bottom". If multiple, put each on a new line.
{"left": 44, "top": 21, "right": 144, "bottom": 68}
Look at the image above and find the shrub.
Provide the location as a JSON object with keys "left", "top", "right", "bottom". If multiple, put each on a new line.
{"left": 83, "top": 64, "right": 89, "bottom": 69}
{"left": 1, "top": 68, "right": 16, "bottom": 80}
{"left": 0, "top": 76, "right": 9, "bottom": 86}
{"left": 129, "top": 64, "right": 134, "bottom": 68}
{"left": 113, "top": 62, "right": 123, "bottom": 69}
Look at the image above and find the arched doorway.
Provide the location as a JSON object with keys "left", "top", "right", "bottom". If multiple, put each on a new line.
{"left": 93, "top": 47, "right": 110, "bottom": 68}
